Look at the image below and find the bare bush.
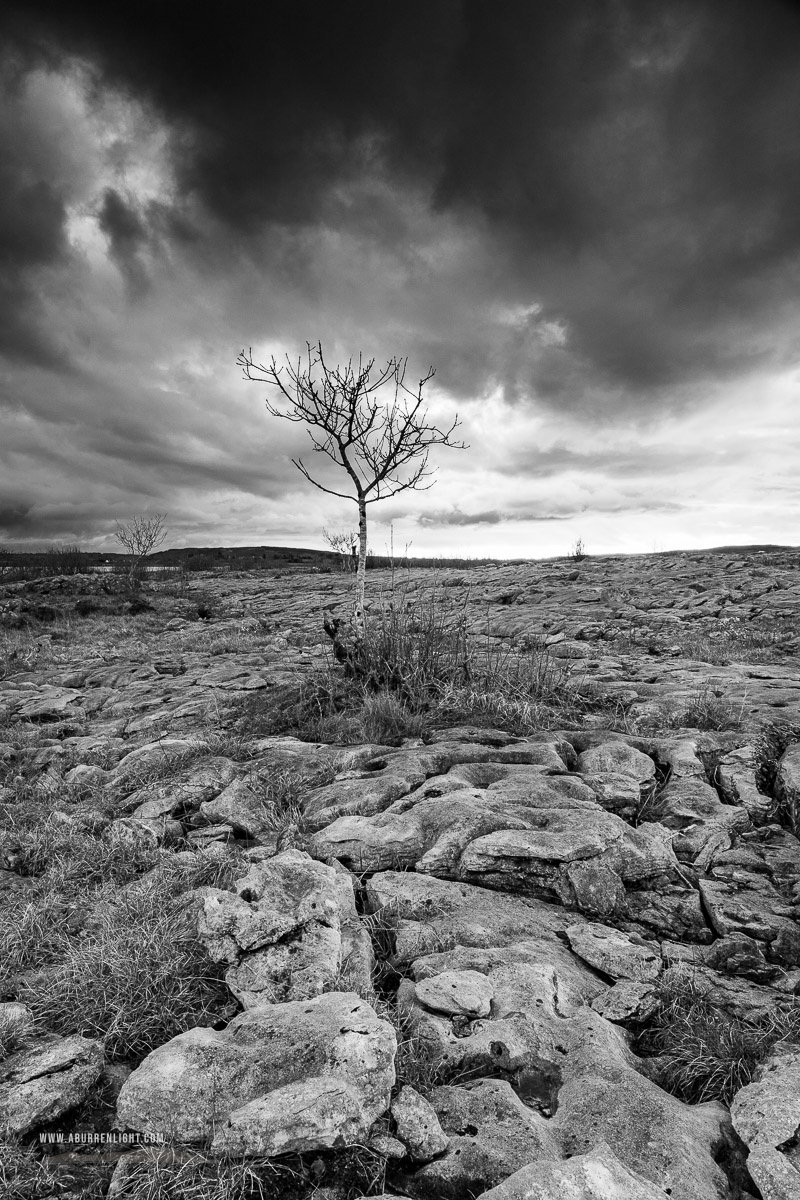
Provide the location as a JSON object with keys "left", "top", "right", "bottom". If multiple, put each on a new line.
{"left": 114, "top": 513, "right": 168, "bottom": 589}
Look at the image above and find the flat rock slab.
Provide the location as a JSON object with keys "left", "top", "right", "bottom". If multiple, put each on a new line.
{"left": 365, "top": 870, "right": 591, "bottom": 962}
{"left": 566, "top": 922, "right": 661, "bottom": 982}
{"left": 314, "top": 778, "right": 680, "bottom": 928}
{"left": 397, "top": 941, "right": 729, "bottom": 1200}
{"left": 577, "top": 742, "right": 656, "bottom": 785}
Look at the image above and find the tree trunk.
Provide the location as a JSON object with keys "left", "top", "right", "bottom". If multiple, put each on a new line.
{"left": 353, "top": 494, "right": 368, "bottom": 639}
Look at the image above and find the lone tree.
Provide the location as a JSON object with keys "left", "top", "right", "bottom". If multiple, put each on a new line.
{"left": 238, "top": 342, "right": 466, "bottom": 638}
{"left": 322, "top": 527, "right": 359, "bottom": 572}
{"left": 114, "top": 512, "right": 167, "bottom": 589}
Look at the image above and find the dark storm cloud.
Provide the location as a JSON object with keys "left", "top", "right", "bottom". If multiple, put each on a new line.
{"left": 0, "top": 66, "right": 72, "bottom": 367}
{"left": 2, "top": 0, "right": 800, "bottom": 400}
{"left": 0, "top": 503, "right": 35, "bottom": 535}
{"left": 97, "top": 188, "right": 150, "bottom": 297}
{"left": 0, "top": 0, "right": 457, "bottom": 227}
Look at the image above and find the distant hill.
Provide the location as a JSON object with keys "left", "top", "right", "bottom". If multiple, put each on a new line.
{"left": 149, "top": 545, "right": 334, "bottom": 570}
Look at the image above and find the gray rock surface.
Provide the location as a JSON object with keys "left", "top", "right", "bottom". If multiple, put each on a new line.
{"left": 4, "top": 552, "right": 800, "bottom": 1197}
{"left": 400, "top": 1078, "right": 561, "bottom": 1198}
{"left": 565, "top": 922, "right": 661, "bottom": 982}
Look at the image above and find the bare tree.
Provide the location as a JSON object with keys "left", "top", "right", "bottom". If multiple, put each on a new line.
{"left": 322, "top": 527, "right": 359, "bottom": 572}
{"left": 114, "top": 513, "right": 168, "bottom": 588}
{"left": 238, "top": 343, "right": 466, "bottom": 637}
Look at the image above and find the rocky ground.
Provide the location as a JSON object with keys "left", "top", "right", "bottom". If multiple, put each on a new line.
{"left": 1, "top": 547, "right": 800, "bottom": 1200}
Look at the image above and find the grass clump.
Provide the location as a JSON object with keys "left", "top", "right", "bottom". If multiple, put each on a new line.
{"left": 16, "top": 876, "right": 230, "bottom": 1062}
{"left": 0, "top": 804, "right": 163, "bottom": 888}
{"left": 105, "top": 1145, "right": 389, "bottom": 1200}
{"left": 675, "top": 617, "right": 794, "bottom": 665}
{"left": 636, "top": 966, "right": 800, "bottom": 1103}
{"left": 670, "top": 684, "right": 745, "bottom": 732}
{"left": 0, "top": 1136, "right": 105, "bottom": 1200}
{"left": 256, "top": 769, "right": 310, "bottom": 838}
{"left": 359, "top": 691, "right": 430, "bottom": 743}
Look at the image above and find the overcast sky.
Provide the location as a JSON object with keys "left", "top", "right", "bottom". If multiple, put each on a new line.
{"left": 1, "top": 0, "right": 798, "bottom": 558}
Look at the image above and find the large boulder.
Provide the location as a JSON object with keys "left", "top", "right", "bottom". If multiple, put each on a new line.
{"left": 0, "top": 1034, "right": 104, "bottom": 1135}
{"left": 116, "top": 992, "right": 396, "bottom": 1154}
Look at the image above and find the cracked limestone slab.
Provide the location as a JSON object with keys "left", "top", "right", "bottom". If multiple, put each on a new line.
{"left": 314, "top": 778, "right": 678, "bottom": 925}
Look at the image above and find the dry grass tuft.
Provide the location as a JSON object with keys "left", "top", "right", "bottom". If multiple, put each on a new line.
{"left": 637, "top": 965, "right": 800, "bottom": 1103}
{"left": 16, "top": 875, "right": 230, "bottom": 1062}
{"left": 669, "top": 684, "right": 746, "bottom": 732}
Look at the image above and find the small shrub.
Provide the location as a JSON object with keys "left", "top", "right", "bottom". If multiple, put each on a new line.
{"left": 636, "top": 966, "right": 800, "bottom": 1103}
{"left": 43, "top": 545, "right": 90, "bottom": 576}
